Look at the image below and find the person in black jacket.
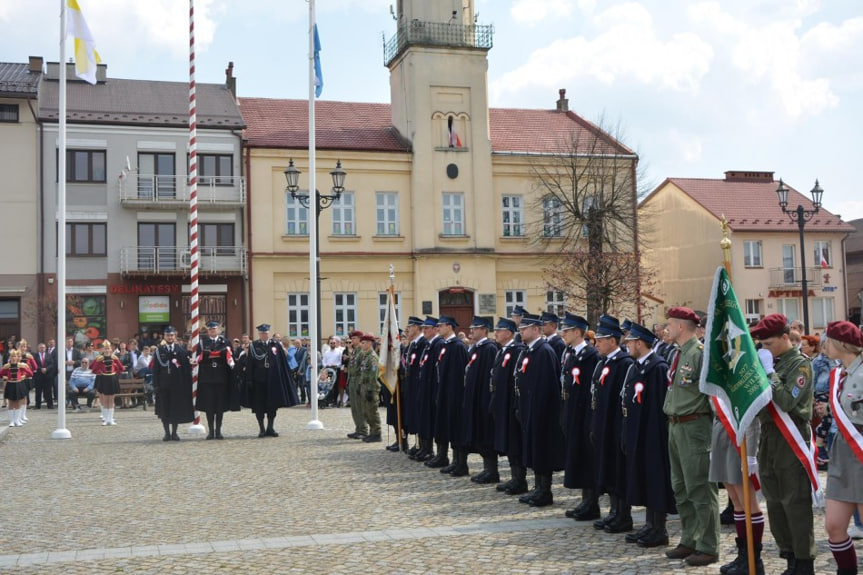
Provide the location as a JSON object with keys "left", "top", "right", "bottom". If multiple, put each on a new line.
{"left": 194, "top": 322, "right": 235, "bottom": 440}
{"left": 459, "top": 316, "right": 499, "bottom": 482}
{"left": 413, "top": 317, "right": 442, "bottom": 463}
{"left": 151, "top": 327, "right": 194, "bottom": 441}
{"left": 542, "top": 312, "right": 566, "bottom": 360}
{"left": 490, "top": 318, "right": 527, "bottom": 495}
{"left": 240, "top": 324, "right": 299, "bottom": 438}
{"left": 432, "top": 315, "right": 469, "bottom": 474}
{"left": 402, "top": 317, "right": 427, "bottom": 456}
{"left": 33, "top": 342, "right": 57, "bottom": 409}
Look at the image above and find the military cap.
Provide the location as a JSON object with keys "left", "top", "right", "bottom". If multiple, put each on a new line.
{"left": 621, "top": 319, "right": 632, "bottom": 333}
{"left": 256, "top": 323, "right": 271, "bottom": 332}
{"left": 511, "top": 305, "right": 526, "bottom": 317}
{"left": 163, "top": 326, "right": 177, "bottom": 334}
{"left": 407, "top": 316, "right": 424, "bottom": 327}
{"left": 826, "top": 321, "right": 863, "bottom": 347}
{"left": 469, "top": 316, "right": 492, "bottom": 330}
{"left": 560, "top": 312, "right": 589, "bottom": 332}
{"left": 519, "top": 312, "right": 542, "bottom": 328}
{"left": 624, "top": 322, "right": 657, "bottom": 345}
{"left": 423, "top": 316, "right": 439, "bottom": 327}
{"left": 437, "top": 315, "right": 459, "bottom": 328}
{"left": 540, "top": 311, "right": 559, "bottom": 325}
{"left": 595, "top": 314, "right": 622, "bottom": 339}
{"left": 205, "top": 321, "right": 220, "bottom": 329}
{"left": 749, "top": 314, "right": 788, "bottom": 340}
{"left": 666, "top": 306, "right": 700, "bottom": 323}
{"left": 494, "top": 318, "right": 518, "bottom": 332}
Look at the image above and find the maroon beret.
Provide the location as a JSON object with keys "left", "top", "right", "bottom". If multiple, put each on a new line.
{"left": 348, "top": 330, "right": 364, "bottom": 339}
{"left": 360, "top": 333, "right": 376, "bottom": 343}
{"left": 750, "top": 313, "right": 788, "bottom": 340}
{"left": 826, "top": 321, "right": 863, "bottom": 348}
{"left": 667, "top": 306, "right": 699, "bottom": 323}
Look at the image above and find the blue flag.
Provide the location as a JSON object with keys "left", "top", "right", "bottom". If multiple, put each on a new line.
{"left": 314, "top": 24, "right": 323, "bottom": 98}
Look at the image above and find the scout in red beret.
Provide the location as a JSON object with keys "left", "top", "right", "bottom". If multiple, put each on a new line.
{"left": 825, "top": 321, "right": 863, "bottom": 348}
{"left": 348, "top": 330, "right": 364, "bottom": 340}
{"left": 360, "top": 333, "right": 376, "bottom": 343}
{"left": 666, "top": 306, "right": 700, "bottom": 324}
{"left": 749, "top": 313, "right": 788, "bottom": 340}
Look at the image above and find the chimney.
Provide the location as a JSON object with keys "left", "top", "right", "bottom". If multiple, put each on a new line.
{"left": 556, "top": 88, "right": 569, "bottom": 112}
{"left": 724, "top": 171, "right": 774, "bottom": 183}
{"left": 225, "top": 61, "right": 236, "bottom": 98}
{"left": 28, "top": 56, "right": 43, "bottom": 74}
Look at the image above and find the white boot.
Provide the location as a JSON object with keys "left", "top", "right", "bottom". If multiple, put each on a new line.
{"left": 13, "top": 408, "right": 22, "bottom": 427}
{"left": 108, "top": 408, "right": 116, "bottom": 425}
{"left": 100, "top": 406, "right": 105, "bottom": 421}
{"left": 7, "top": 409, "right": 14, "bottom": 427}
{"left": 20, "top": 403, "right": 28, "bottom": 422}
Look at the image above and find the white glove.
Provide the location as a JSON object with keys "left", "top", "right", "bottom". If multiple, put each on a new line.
{"left": 757, "top": 349, "right": 774, "bottom": 375}
{"left": 746, "top": 456, "right": 758, "bottom": 478}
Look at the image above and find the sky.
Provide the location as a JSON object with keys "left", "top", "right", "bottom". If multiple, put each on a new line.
{"left": 2, "top": 0, "right": 861, "bottom": 220}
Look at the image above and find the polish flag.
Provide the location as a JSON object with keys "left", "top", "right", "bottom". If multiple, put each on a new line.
{"left": 819, "top": 250, "right": 829, "bottom": 269}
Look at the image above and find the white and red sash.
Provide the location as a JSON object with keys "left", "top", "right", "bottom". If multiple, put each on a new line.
{"left": 766, "top": 401, "right": 823, "bottom": 505}
{"left": 829, "top": 367, "right": 863, "bottom": 466}
{"left": 712, "top": 396, "right": 761, "bottom": 494}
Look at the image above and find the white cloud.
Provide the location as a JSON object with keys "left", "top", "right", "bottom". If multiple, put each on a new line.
{"left": 666, "top": 130, "right": 703, "bottom": 164}
{"left": 493, "top": 3, "right": 713, "bottom": 98}
{"left": 511, "top": 0, "right": 574, "bottom": 25}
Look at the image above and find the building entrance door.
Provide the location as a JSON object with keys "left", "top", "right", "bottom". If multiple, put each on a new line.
{"left": 439, "top": 289, "right": 474, "bottom": 334}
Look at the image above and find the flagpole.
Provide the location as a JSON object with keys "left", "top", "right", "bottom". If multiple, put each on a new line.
{"left": 52, "top": 0, "right": 72, "bottom": 440}
{"left": 306, "top": 0, "right": 322, "bottom": 430}
{"left": 720, "top": 216, "right": 755, "bottom": 575}
{"left": 389, "top": 265, "right": 404, "bottom": 451}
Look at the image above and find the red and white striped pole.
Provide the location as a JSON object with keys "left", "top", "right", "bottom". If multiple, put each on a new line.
{"left": 187, "top": 0, "right": 205, "bottom": 434}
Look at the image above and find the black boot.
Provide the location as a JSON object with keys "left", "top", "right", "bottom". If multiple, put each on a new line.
{"left": 604, "top": 498, "right": 633, "bottom": 533}
{"left": 519, "top": 472, "right": 542, "bottom": 504}
{"left": 638, "top": 511, "right": 669, "bottom": 548}
{"left": 571, "top": 488, "right": 601, "bottom": 521}
{"left": 256, "top": 413, "right": 266, "bottom": 438}
{"left": 720, "top": 500, "right": 735, "bottom": 525}
{"left": 265, "top": 412, "right": 278, "bottom": 437}
{"left": 725, "top": 540, "right": 764, "bottom": 575}
{"left": 594, "top": 495, "right": 618, "bottom": 530}
{"left": 528, "top": 474, "right": 554, "bottom": 507}
{"left": 450, "top": 449, "right": 469, "bottom": 477}
{"left": 780, "top": 554, "right": 796, "bottom": 575}
{"left": 474, "top": 454, "right": 499, "bottom": 484}
{"left": 426, "top": 442, "right": 449, "bottom": 468}
{"left": 171, "top": 423, "right": 180, "bottom": 441}
{"left": 837, "top": 568, "right": 859, "bottom": 575}
{"left": 215, "top": 413, "right": 224, "bottom": 439}
{"left": 793, "top": 558, "right": 814, "bottom": 575}
{"left": 162, "top": 420, "right": 171, "bottom": 441}
{"left": 206, "top": 413, "right": 215, "bottom": 440}
{"left": 505, "top": 464, "right": 529, "bottom": 495}
{"left": 415, "top": 438, "right": 433, "bottom": 462}
{"left": 627, "top": 509, "right": 653, "bottom": 543}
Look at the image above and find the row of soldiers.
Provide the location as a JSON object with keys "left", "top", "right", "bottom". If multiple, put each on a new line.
{"left": 362, "top": 305, "right": 820, "bottom": 574}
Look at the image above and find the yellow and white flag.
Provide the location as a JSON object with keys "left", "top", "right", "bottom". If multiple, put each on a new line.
{"left": 66, "top": 0, "right": 101, "bottom": 84}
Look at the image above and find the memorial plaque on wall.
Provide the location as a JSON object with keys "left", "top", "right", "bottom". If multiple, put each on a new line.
{"left": 478, "top": 294, "right": 496, "bottom": 315}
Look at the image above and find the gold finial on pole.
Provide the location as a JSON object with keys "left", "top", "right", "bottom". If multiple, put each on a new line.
{"left": 720, "top": 215, "right": 732, "bottom": 275}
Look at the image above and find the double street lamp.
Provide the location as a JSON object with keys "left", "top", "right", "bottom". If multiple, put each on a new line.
{"left": 776, "top": 178, "right": 824, "bottom": 335}
{"left": 284, "top": 158, "right": 347, "bottom": 345}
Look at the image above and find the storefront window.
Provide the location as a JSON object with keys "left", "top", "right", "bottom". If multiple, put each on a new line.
{"left": 67, "top": 295, "right": 106, "bottom": 348}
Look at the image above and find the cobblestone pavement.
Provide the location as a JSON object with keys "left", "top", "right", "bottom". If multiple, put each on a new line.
{"left": 0, "top": 405, "right": 845, "bottom": 574}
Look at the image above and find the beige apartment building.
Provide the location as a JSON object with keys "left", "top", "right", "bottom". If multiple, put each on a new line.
{"left": 640, "top": 171, "right": 855, "bottom": 332}
{"left": 0, "top": 58, "right": 41, "bottom": 344}
{"left": 242, "top": 0, "right": 638, "bottom": 339}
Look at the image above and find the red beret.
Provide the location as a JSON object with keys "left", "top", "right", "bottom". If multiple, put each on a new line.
{"left": 667, "top": 306, "right": 699, "bottom": 323}
{"left": 826, "top": 321, "right": 863, "bottom": 348}
{"left": 348, "top": 330, "right": 364, "bottom": 339}
{"left": 360, "top": 333, "right": 376, "bottom": 343}
{"left": 750, "top": 314, "right": 788, "bottom": 340}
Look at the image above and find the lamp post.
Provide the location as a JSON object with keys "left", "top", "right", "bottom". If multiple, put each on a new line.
{"left": 776, "top": 178, "right": 824, "bottom": 335}
{"left": 284, "top": 158, "right": 346, "bottom": 344}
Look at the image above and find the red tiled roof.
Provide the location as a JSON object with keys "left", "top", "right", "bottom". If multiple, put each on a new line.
{"left": 240, "top": 98, "right": 633, "bottom": 155}
{"left": 652, "top": 177, "right": 854, "bottom": 233}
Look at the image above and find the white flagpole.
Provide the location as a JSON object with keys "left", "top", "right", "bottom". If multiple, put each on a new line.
{"left": 52, "top": 0, "right": 72, "bottom": 440}
{"left": 307, "top": 0, "right": 322, "bottom": 430}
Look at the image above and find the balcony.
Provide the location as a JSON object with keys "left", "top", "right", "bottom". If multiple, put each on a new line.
{"left": 768, "top": 267, "right": 823, "bottom": 289}
{"left": 118, "top": 174, "right": 246, "bottom": 210}
{"left": 120, "top": 246, "right": 246, "bottom": 277}
{"left": 383, "top": 20, "right": 494, "bottom": 66}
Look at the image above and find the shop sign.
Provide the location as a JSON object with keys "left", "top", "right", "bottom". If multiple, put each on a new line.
{"left": 110, "top": 284, "right": 180, "bottom": 294}
{"left": 768, "top": 289, "right": 816, "bottom": 298}
{"left": 139, "top": 295, "right": 170, "bottom": 323}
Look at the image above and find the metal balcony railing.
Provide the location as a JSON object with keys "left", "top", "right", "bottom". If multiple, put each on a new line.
{"left": 768, "top": 267, "right": 823, "bottom": 289}
{"left": 383, "top": 20, "right": 494, "bottom": 66}
{"left": 120, "top": 246, "right": 246, "bottom": 276}
{"left": 118, "top": 174, "right": 246, "bottom": 207}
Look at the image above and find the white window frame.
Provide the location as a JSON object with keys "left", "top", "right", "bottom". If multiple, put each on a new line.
{"left": 442, "top": 192, "right": 464, "bottom": 236}
{"left": 501, "top": 195, "right": 523, "bottom": 237}
{"left": 546, "top": 290, "right": 566, "bottom": 316}
{"left": 378, "top": 292, "right": 402, "bottom": 333}
{"left": 333, "top": 292, "right": 357, "bottom": 338}
{"left": 743, "top": 240, "right": 763, "bottom": 268}
{"left": 813, "top": 240, "right": 832, "bottom": 269}
{"left": 504, "top": 290, "right": 526, "bottom": 317}
{"left": 286, "top": 192, "right": 309, "bottom": 236}
{"left": 376, "top": 192, "right": 399, "bottom": 236}
{"left": 810, "top": 297, "right": 834, "bottom": 329}
{"left": 543, "top": 196, "right": 563, "bottom": 237}
{"left": 331, "top": 191, "right": 355, "bottom": 236}
{"left": 776, "top": 298, "right": 800, "bottom": 323}
{"left": 286, "top": 293, "right": 310, "bottom": 338}
{"left": 744, "top": 299, "right": 762, "bottom": 325}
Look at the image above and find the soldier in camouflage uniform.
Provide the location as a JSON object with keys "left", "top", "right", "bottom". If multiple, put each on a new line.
{"left": 346, "top": 330, "right": 368, "bottom": 439}
{"left": 751, "top": 314, "right": 815, "bottom": 575}
{"left": 358, "top": 333, "right": 382, "bottom": 442}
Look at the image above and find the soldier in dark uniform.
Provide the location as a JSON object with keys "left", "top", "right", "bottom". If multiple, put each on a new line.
{"left": 151, "top": 326, "right": 194, "bottom": 441}
{"left": 515, "top": 312, "right": 564, "bottom": 507}
{"left": 403, "top": 317, "right": 428, "bottom": 456}
{"left": 194, "top": 322, "right": 235, "bottom": 440}
{"left": 460, "top": 316, "right": 499, "bottom": 483}
{"left": 511, "top": 305, "right": 525, "bottom": 344}
{"left": 542, "top": 312, "right": 566, "bottom": 359}
{"left": 621, "top": 322, "right": 676, "bottom": 547}
{"left": 560, "top": 312, "right": 602, "bottom": 520}
{"left": 383, "top": 329, "right": 407, "bottom": 451}
{"left": 412, "top": 316, "right": 442, "bottom": 463}
{"left": 433, "top": 315, "right": 469, "bottom": 474}
{"left": 490, "top": 318, "right": 527, "bottom": 495}
{"left": 240, "top": 324, "right": 299, "bottom": 438}
{"left": 589, "top": 315, "right": 634, "bottom": 531}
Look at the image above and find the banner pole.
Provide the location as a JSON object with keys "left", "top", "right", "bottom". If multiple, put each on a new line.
{"left": 720, "top": 216, "right": 755, "bottom": 575}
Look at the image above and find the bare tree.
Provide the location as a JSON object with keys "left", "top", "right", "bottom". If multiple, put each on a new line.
{"left": 528, "top": 116, "right": 656, "bottom": 326}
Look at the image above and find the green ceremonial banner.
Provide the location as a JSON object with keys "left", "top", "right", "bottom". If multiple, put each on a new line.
{"left": 699, "top": 267, "right": 772, "bottom": 446}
